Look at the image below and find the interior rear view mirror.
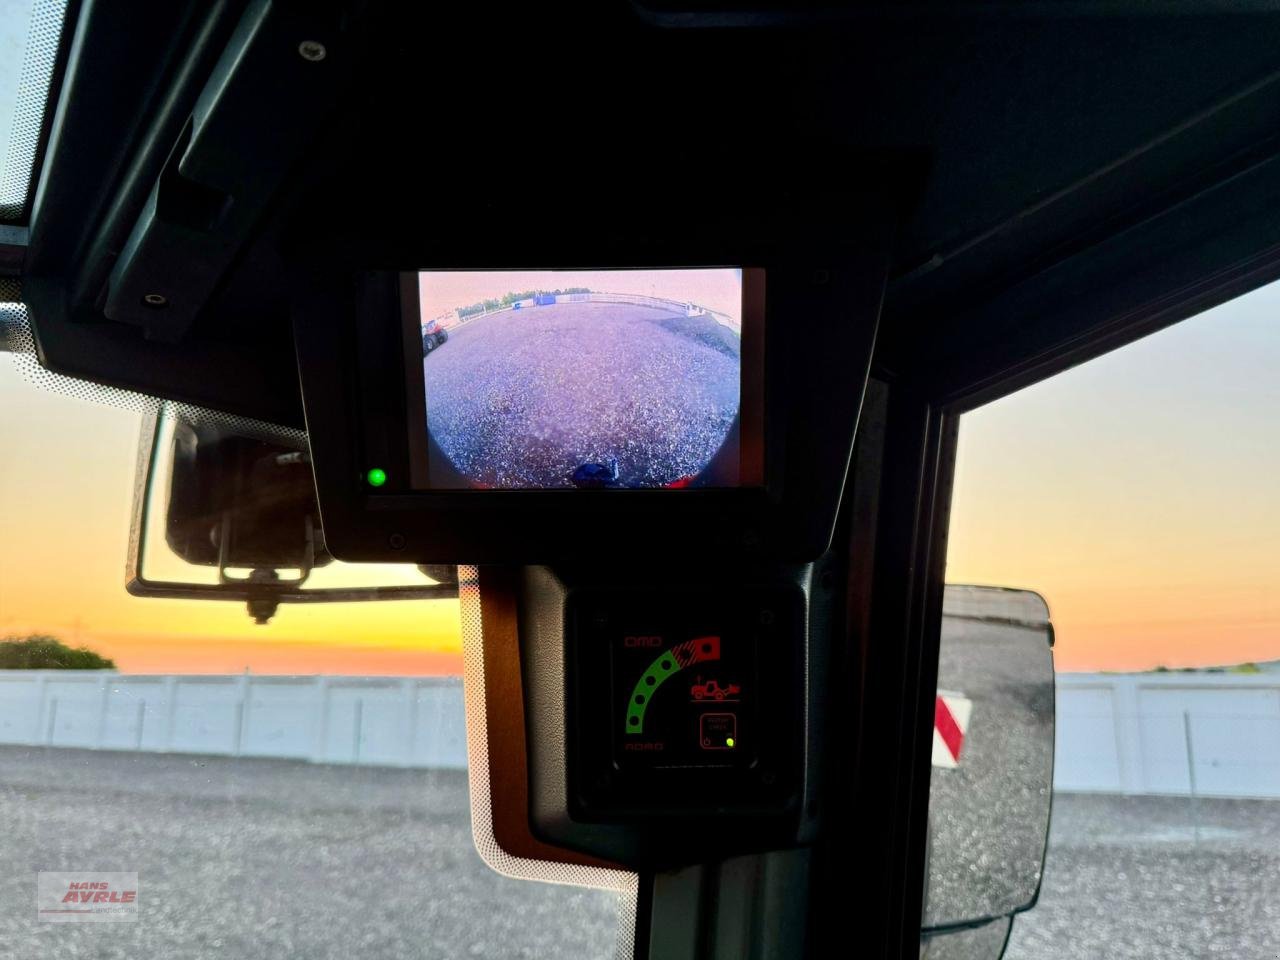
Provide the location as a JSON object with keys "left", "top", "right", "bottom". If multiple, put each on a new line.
{"left": 922, "top": 585, "right": 1055, "bottom": 948}
{"left": 164, "top": 416, "right": 328, "bottom": 578}
{"left": 128, "top": 408, "right": 456, "bottom": 623}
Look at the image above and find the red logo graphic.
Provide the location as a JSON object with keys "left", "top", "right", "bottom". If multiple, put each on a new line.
{"left": 38, "top": 872, "right": 139, "bottom": 922}
{"left": 60, "top": 883, "right": 136, "bottom": 905}
{"left": 624, "top": 635, "right": 664, "bottom": 648}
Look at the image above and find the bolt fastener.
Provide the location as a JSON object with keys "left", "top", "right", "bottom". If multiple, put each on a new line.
{"left": 298, "top": 40, "right": 327, "bottom": 62}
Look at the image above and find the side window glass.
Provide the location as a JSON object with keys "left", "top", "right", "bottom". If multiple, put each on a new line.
{"left": 926, "top": 281, "right": 1280, "bottom": 959}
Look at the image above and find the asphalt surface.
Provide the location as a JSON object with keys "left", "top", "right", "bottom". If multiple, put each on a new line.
{"left": 0, "top": 746, "right": 620, "bottom": 960}
{"left": 5, "top": 747, "right": 1278, "bottom": 959}
{"left": 422, "top": 301, "right": 740, "bottom": 488}
{"left": 1006, "top": 792, "right": 1280, "bottom": 960}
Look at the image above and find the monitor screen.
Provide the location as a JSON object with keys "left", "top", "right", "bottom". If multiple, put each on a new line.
{"left": 403, "top": 268, "right": 765, "bottom": 490}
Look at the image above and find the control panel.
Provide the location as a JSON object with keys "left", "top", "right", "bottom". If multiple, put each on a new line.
{"left": 613, "top": 631, "right": 756, "bottom": 770}
{"left": 568, "top": 584, "right": 804, "bottom": 822}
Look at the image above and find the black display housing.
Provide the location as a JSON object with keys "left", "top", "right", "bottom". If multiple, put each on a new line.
{"left": 291, "top": 218, "right": 889, "bottom": 565}
{"left": 568, "top": 583, "right": 804, "bottom": 819}
{"left": 514, "top": 564, "right": 829, "bottom": 869}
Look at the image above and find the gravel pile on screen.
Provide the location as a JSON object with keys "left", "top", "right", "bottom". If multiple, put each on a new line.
{"left": 423, "top": 301, "right": 740, "bottom": 488}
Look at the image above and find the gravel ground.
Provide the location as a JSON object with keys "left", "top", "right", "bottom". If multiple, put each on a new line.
{"left": 5, "top": 747, "right": 1277, "bottom": 959}
{"left": 423, "top": 302, "right": 740, "bottom": 488}
{"left": 0, "top": 746, "right": 620, "bottom": 960}
{"left": 1007, "top": 792, "right": 1280, "bottom": 960}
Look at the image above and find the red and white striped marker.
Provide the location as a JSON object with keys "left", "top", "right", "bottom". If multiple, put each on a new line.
{"left": 932, "top": 692, "right": 972, "bottom": 769}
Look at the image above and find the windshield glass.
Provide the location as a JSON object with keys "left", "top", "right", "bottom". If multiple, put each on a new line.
{"left": 0, "top": 0, "right": 68, "bottom": 220}
{"left": 0, "top": 354, "right": 630, "bottom": 958}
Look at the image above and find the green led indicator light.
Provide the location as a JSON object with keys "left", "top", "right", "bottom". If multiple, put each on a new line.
{"left": 366, "top": 468, "right": 388, "bottom": 488}
{"left": 725, "top": 737, "right": 736, "bottom": 748}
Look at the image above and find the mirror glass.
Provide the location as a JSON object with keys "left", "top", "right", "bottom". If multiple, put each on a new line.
{"left": 923, "top": 585, "right": 1055, "bottom": 931}
{"left": 131, "top": 411, "right": 452, "bottom": 622}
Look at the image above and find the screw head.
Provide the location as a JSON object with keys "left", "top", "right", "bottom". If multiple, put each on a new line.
{"left": 388, "top": 533, "right": 406, "bottom": 550}
{"left": 298, "top": 40, "right": 327, "bottom": 62}
{"left": 142, "top": 293, "right": 167, "bottom": 308}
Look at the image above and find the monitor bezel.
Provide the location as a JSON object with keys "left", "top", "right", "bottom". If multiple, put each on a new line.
{"left": 293, "top": 240, "right": 887, "bottom": 564}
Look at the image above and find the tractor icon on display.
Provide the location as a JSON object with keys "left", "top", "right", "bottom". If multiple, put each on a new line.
{"left": 690, "top": 679, "right": 740, "bottom": 701}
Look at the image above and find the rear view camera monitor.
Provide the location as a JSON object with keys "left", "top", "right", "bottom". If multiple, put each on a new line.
{"left": 403, "top": 268, "right": 765, "bottom": 491}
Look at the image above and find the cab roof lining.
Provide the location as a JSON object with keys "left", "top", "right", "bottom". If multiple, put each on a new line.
{"left": 18, "top": 0, "right": 1280, "bottom": 423}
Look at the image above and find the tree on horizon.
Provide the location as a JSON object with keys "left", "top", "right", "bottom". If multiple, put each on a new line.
{"left": 0, "top": 635, "right": 116, "bottom": 670}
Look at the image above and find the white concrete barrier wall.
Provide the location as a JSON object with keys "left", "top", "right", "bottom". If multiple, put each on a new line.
{"left": 1055, "top": 673, "right": 1280, "bottom": 798}
{"left": 5, "top": 670, "right": 1279, "bottom": 795}
{"left": 0, "top": 672, "right": 467, "bottom": 769}
{"left": 450, "top": 292, "right": 739, "bottom": 331}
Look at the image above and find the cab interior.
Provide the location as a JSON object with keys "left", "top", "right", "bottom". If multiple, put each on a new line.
{"left": 6, "top": 2, "right": 1280, "bottom": 957}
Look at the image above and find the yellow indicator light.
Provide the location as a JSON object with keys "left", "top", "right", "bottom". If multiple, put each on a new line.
{"left": 725, "top": 737, "right": 736, "bottom": 748}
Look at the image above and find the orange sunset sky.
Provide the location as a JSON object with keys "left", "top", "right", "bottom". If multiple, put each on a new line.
{"left": 0, "top": 362, "right": 464, "bottom": 674}
{"left": 2, "top": 278, "right": 1278, "bottom": 675}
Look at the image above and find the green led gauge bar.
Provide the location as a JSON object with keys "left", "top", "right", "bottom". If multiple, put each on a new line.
{"left": 625, "top": 635, "right": 721, "bottom": 734}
